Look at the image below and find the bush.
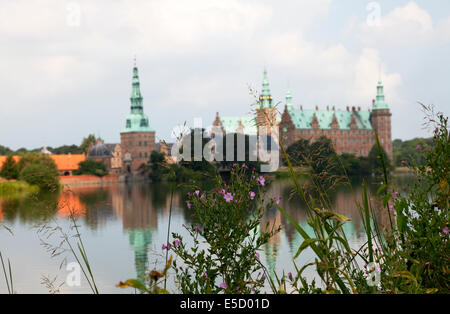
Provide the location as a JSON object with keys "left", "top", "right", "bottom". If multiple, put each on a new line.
{"left": 18, "top": 155, "right": 59, "bottom": 192}
{"left": 74, "top": 159, "right": 108, "bottom": 177}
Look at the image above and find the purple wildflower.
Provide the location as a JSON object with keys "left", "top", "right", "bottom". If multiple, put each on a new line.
{"left": 272, "top": 196, "right": 281, "bottom": 205}
{"left": 255, "top": 252, "right": 260, "bottom": 260}
{"left": 174, "top": 239, "right": 181, "bottom": 247}
{"left": 224, "top": 192, "right": 234, "bottom": 203}
{"left": 257, "top": 176, "right": 265, "bottom": 186}
{"left": 401, "top": 161, "right": 406, "bottom": 165}
{"left": 249, "top": 191, "right": 256, "bottom": 200}
{"left": 195, "top": 225, "right": 202, "bottom": 233}
{"left": 220, "top": 282, "right": 227, "bottom": 289}
{"left": 443, "top": 226, "right": 449, "bottom": 235}
{"left": 194, "top": 190, "right": 200, "bottom": 196}
{"left": 416, "top": 144, "right": 421, "bottom": 150}
{"left": 288, "top": 272, "right": 293, "bottom": 280}
{"left": 425, "top": 261, "right": 430, "bottom": 265}
{"left": 245, "top": 228, "right": 248, "bottom": 233}
{"left": 203, "top": 272, "right": 207, "bottom": 279}
{"left": 186, "top": 201, "right": 191, "bottom": 209}
{"left": 162, "top": 243, "right": 171, "bottom": 251}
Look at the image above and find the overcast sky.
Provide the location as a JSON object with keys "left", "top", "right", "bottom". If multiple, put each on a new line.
{"left": 0, "top": 0, "right": 449, "bottom": 150}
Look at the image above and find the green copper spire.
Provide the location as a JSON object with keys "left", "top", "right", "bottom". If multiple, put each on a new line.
{"left": 259, "top": 69, "right": 272, "bottom": 108}
{"left": 130, "top": 66, "right": 144, "bottom": 114}
{"left": 121, "top": 62, "right": 154, "bottom": 133}
{"left": 372, "top": 80, "right": 389, "bottom": 110}
{"left": 285, "top": 89, "right": 293, "bottom": 109}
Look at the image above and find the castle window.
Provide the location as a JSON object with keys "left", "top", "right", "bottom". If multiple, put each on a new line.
{"left": 139, "top": 141, "right": 142, "bottom": 146}
{"left": 126, "top": 119, "right": 131, "bottom": 128}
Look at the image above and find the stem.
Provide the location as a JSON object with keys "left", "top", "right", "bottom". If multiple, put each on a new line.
{"left": 164, "top": 183, "right": 175, "bottom": 291}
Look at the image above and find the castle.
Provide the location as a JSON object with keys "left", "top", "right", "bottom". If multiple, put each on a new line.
{"left": 212, "top": 70, "right": 392, "bottom": 161}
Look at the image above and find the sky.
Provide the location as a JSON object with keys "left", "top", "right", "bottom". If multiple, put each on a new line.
{"left": 0, "top": 0, "right": 449, "bottom": 150}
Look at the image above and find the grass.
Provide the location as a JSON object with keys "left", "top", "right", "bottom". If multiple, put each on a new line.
{"left": 0, "top": 180, "right": 39, "bottom": 198}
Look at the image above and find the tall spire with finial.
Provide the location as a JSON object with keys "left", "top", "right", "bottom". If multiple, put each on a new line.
{"left": 130, "top": 58, "right": 144, "bottom": 114}
{"left": 285, "top": 89, "right": 293, "bottom": 109}
{"left": 259, "top": 68, "right": 272, "bottom": 108}
{"left": 121, "top": 58, "right": 154, "bottom": 133}
{"left": 372, "top": 79, "right": 389, "bottom": 110}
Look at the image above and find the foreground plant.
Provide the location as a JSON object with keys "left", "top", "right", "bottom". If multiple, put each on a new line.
{"left": 117, "top": 256, "right": 172, "bottom": 294}
{"left": 171, "top": 165, "right": 280, "bottom": 294}
{"left": 0, "top": 251, "right": 13, "bottom": 294}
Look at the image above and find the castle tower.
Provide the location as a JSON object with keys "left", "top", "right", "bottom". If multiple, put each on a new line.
{"left": 120, "top": 62, "right": 156, "bottom": 173}
{"left": 370, "top": 80, "right": 392, "bottom": 161}
{"left": 256, "top": 69, "right": 277, "bottom": 135}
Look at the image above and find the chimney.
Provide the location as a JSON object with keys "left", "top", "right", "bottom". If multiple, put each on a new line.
{"left": 352, "top": 106, "right": 355, "bottom": 112}
{"left": 315, "top": 105, "right": 318, "bottom": 111}
{"left": 372, "top": 99, "right": 375, "bottom": 106}
{"left": 300, "top": 105, "right": 303, "bottom": 110}
{"left": 346, "top": 106, "right": 349, "bottom": 112}
{"left": 327, "top": 105, "right": 329, "bottom": 111}
{"left": 332, "top": 106, "right": 335, "bottom": 111}
{"left": 358, "top": 106, "right": 361, "bottom": 111}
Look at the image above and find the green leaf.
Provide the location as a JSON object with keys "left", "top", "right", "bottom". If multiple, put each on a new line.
{"left": 294, "top": 238, "right": 321, "bottom": 259}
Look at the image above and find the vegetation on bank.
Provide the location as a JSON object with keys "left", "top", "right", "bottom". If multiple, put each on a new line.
{"left": 0, "top": 154, "right": 60, "bottom": 192}
{"left": 73, "top": 159, "right": 108, "bottom": 177}
{"left": 392, "top": 137, "right": 433, "bottom": 167}
{"left": 284, "top": 136, "right": 393, "bottom": 178}
{"left": 0, "top": 181, "right": 39, "bottom": 198}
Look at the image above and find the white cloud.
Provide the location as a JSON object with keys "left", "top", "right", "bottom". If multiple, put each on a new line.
{"left": 358, "top": 2, "right": 450, "bottom": 47}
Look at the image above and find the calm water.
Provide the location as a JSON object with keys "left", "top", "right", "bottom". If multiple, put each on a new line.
{"left": 0, "top": 176, "right": 411, "bottom": 294}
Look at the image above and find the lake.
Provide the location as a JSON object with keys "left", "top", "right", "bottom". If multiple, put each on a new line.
{"left": 0, "top": 175, "right": 411, "bottom": 294}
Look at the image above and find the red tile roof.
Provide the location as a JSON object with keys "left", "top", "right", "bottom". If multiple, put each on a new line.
{"left": 0, "top": 154, "right": 86, "bottom": 172}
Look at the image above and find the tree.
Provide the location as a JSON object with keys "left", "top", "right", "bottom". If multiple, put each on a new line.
{"left": 80, "top": 134, "right": 102, "bottom": 154}
{"left": 50, "top": 145, "right": 84, "bottom": 155}
{"left": 392, "top": 137, "right": 433, "bottom": 167}
{"left": 139, "top": 151, "right": 169, "bottom": 182}
{"left": 285, "top": 138, "right": 310, "bottom": 167}
{"left": 338, "top": 154, "right": 371, "bottom": 177}
{"left": 74, "top": 159, "right": 108, "bottom": 177}
{"left": 0, "top": 145, "right": 13, "bottom": 155}
{"left": 18, "top": 155, "right": 59, "bottom": 192}
{"left": 0, "top": 155, "right": 19, "bottom": 180}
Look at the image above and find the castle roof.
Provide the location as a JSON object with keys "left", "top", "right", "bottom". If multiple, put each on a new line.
{"left": 88, "top": 142, "right": 113, "bottom": 158}
{"left": 286, "top": 107, "right": 372, "bottom": 130}
{"left": 219, "top": 116, "right": 258, "bottom": 135}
